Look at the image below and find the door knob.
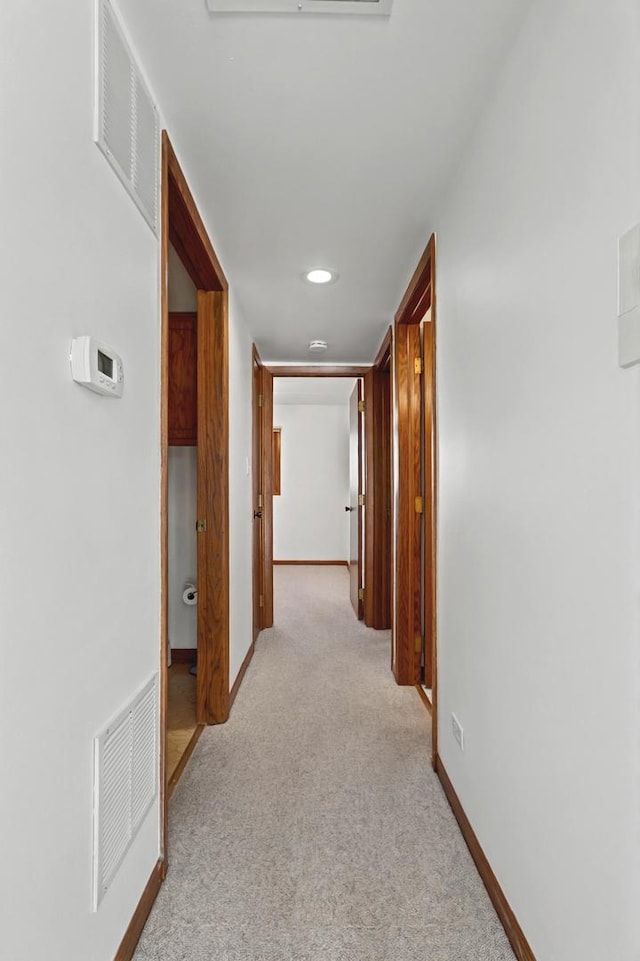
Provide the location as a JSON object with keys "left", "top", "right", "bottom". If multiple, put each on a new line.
{"left": 345, "top": 506, "right": 354, "bottom": 512}
{"left": 253, "top": 509, "right": 263, "bottom": 519}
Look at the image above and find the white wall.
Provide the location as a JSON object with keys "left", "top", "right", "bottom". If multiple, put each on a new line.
{"left": 434, "top": 2, "right": 640, "bottom": 960}
{"left": 273, "top": 404, "right": 350, "bottom": 561}
{"left": 167, "top": 448, "right": 197, "bottom": 649}
{"left": 0, "top": 5, "right": 256, "bottom": 959}
{"left": 0, "top": 4, "right": 161, "bottom": 959}
{"left": 167, "top": 245, "right": 197, "bottom": 650}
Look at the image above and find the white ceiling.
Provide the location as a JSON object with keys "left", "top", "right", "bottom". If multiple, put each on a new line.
{"left": 273, "top": 376, "right": 356, "bottom": 405}
{"left": 118, "top": 0, "right": 531, "bottom": 362}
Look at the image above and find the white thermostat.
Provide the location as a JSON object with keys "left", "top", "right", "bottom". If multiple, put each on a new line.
{"left": 70, "top": 336, "right": 124, "bottom": 397}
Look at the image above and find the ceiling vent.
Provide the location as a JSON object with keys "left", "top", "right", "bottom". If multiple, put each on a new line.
{"left": 206, "top": 0, "right": 393, "bottom": 15}
{"left": 95, "top": 0, "right": 159, "bottom": 235}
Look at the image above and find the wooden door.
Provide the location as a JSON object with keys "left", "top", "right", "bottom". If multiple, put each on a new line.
{"left": 363, "top": 346, "right": 393, "bottom": 631}
{"left": 196, "top": 290, "right": 229, "bottom": 724}
{"left": 349, "top": 380, "right": 363, "bottom": 619}
{"left": 252, "top": 347, "right": 264, "bottom": 641}
{"left": 261, "top": 368, "right": 274, "bottom": 627}
{"left": 393, "top": 322, "right": 422, "bottom": 685}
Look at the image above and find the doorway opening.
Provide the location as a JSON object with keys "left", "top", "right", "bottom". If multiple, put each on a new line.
{"left": 252, "top": 363, "right": 372, "bottom": 632}
{"left": 363, "top": 329, "right": 393, "bottom": 632}
{"left": 272, "top": 376, "right": 358, "bottom": 616}
{"left": 166, "top": 243, "right": 199, "bottom": 794}
{"left": 393, "top": 235, "right": 438, "bottom": 763}
{"left": 160, "top": 133, "right": 230, "bottom": 866}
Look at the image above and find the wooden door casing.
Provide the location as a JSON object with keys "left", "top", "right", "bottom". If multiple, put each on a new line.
{"left": 422, "top": 318, "right": 435, "bottom": 689}
{"left": 196, "top": 290, "right": 230, "bottom": 725}
{"left": 394, "top": 233, "right": 438, "bottom": 766}
{"left": 393, "top": 322, "right": 422, "bottom": 685}
{"left": 261, "top": 367, "right": 274, "bottom": 628}
{"left": 252, "top": 347, "right": 263, "bottom": 641}
{"left": 349, "top": 380, "right": 363, "bottom": 619}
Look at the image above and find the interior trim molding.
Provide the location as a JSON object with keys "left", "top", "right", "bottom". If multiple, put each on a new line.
{"left": 196, "top": 290, "right": 230, "bottom": 725}
{"left": 265, "top": 365, "right": 370, "bottom": 377}
{"left": 436, "top": 757, "right": 536, "bottom": 961}
{"left": 159, "top": 130, "right": 170, "bottom": 870}
{"left": 166, "top": 137, "right": 227, "bottom": 291}
{"left": 228, "top": 641, "right": 255, "bottom": 712}
{"left": 392, "top": 320, "right": 422, "bottom": 684}
{"left": 261, "top": 363, "right": 275, "bottom": 627}
{"left": 273, "top": 560, "right": 348, "bottom": 566}
{"left": 114, "top": 859, "right": 163, "bottom": 961}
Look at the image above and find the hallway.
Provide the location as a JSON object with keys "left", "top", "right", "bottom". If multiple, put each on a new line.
{"left": 134, "top": 566, "right": 514, "bottom": 960}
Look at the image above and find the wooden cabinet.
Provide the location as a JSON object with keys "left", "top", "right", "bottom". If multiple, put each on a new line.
{"left": 168, "top": 312, "right": 197, "bottom": 446}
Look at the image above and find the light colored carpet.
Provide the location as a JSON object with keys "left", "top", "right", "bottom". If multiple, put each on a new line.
{"left": 134, "top": 566, "right": 515, "bottom": 961}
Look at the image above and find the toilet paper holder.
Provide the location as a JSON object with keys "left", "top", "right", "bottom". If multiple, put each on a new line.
{"left": 182, "top": 583, "right": 198, "bottom": 605}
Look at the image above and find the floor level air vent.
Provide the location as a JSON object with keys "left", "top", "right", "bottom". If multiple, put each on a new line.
{"left": 206, "top": 0, "right": 393, "bottom": 16}
{"left": 95, "top": 0, "right": 159, "bottom": 235}
{"left": 92, "top": 674, "right": 158, "bottom": 910}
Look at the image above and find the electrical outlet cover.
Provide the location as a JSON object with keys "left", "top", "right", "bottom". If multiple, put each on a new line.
{"left": 451, "top": 713, "right": 464, "bottom": 751}
{"left": 618, "top": 224, "right": 640, "bottom": 317}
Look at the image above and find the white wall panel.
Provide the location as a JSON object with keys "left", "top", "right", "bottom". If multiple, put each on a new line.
{"left": 434, "top": 2, "right": 640, "bottom": 958}
{"left": 273, "top": 404, "right": 350, "bottom": 561}
{"left": 0, "top": 3, "right": 161, "bottom": 958}
{"left": 167, "top": 448, "right": 197, "bottom": 650}
{"left": 167, "top": 246, "right": 197, "bottom": 651}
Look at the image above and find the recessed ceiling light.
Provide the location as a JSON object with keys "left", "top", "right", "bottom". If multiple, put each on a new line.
{"left": 304, "top": 268, "right": 337, "bottom": 285}
{"left": 308, "top": 340, "right": 328, "bottom": 353}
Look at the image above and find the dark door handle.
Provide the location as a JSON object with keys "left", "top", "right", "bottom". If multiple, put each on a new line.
{"left": 345, "top": 506, "right": 354, "bottom": 512}
{"left": 253, "top": 510, "right": 263, "bottom": 519}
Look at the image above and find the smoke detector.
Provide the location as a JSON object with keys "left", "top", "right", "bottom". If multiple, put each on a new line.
{"left": 308, "top": 340, "right": 328, "bottom": 353}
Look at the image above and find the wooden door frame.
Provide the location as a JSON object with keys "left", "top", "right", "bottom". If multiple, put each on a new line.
{"left": 363, "top": 328, "right": 393, "bottom": 630}
{"left": 252, "top": 346, "right": 263, "bottom": 642}
{"left": 259, "top": 366, "right": 370, "bottom": 624}
{"left": 348, "top": 378, "right": 364, "bottom": 619}
{"left": 261, "top": 366, "right": 274, "bottom": 628}
{"left": 394, "top": 234, "right": 438, "bottom": 766}
{"left": 252, "top": 346, "right": 274, "bottom": 634}
{"left": 195, "top": 290, "right": 230, "bottom": 725}
{"left": 160, "top": 131, "right": 229, "bottom": 867}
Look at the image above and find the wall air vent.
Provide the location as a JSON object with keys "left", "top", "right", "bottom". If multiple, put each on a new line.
{"left": 95, "top": 0, "right": 159, "bottom": 235}
{"left": 92, "top": 675, "right": 158, "bottom": 910}
{"left": 206, "top": 0, "right": 393, "bottom": 15}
